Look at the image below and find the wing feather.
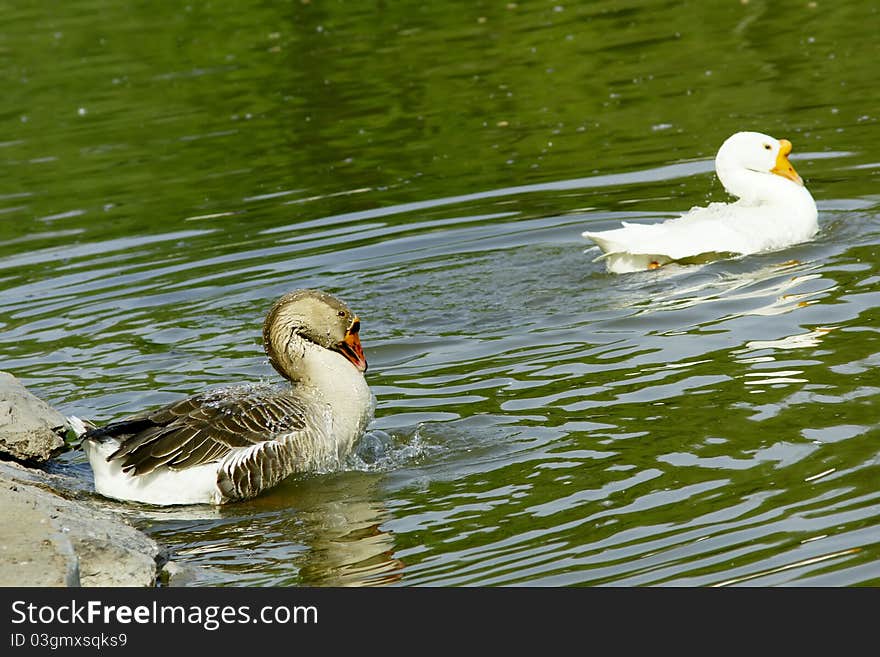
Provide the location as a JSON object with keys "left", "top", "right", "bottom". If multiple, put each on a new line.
{"left": 83, "top": 385, "right": 308, "bottom": 475}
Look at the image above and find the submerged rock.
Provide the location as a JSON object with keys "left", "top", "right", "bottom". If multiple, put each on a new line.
{"left": 0, "top": 371, "right": 68, "bottom": 462}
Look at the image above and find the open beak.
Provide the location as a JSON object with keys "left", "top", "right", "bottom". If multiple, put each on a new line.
{"left": 335, "top": 317, "right": 367, "bottom": 372}
{"left": 770, "top": 139, "right": 804, "bottom": 186}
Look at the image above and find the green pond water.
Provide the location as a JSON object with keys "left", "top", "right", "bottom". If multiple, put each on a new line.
{"left": 1, "top": 1, "right": 879, "bottom": 586}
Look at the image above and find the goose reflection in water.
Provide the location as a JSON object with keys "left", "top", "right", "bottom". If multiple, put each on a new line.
{"left": 141, "top": 470, "right": 403, "bottom": 587}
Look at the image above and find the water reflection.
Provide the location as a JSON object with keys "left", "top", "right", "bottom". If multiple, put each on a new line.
{"left": 618, "top": 259, "right": 832, "bottom": 320}
{"left": 138, "top": 470, "right": 401, "bottom": 587}
{"left": 292, "top": 475, "right": 403, "bottom": 587}
{"left": 740, "top": 326, "right": 836, "bottom": 351}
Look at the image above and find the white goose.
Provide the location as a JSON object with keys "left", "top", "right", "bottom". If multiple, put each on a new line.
{"left": 82, "top": 289, "right": 374, "bottom": 506}
{"left": 582, "top": 131, "right": 818, "bottom": 273}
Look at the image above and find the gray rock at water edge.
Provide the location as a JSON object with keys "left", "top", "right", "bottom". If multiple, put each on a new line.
{"left": 0, "top": 484, "right": 78, "bottom": 587}
{"left": 0, "top": 371, "right": 68, "bottom": 462}
{"left": 0, "top": 460, "right": 167, "bottom": 587}
{"left": 159, "top": 560, "right": 202, "bottom": 587}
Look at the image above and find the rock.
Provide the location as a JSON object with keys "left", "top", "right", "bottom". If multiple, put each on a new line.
{"left": 0, "top": 460, "right": 166, "bottom": 587}
{"left": 159, "top": 560, "right": 201, "bottom": 587}
{"left": 0, "top": 371, "right": 67, "bottom": 462}
{"left": 0, "top": 484, "right": 78, "bottom": 586}
{"left": 0, "top": 370, "right": 174, "bottom": 587}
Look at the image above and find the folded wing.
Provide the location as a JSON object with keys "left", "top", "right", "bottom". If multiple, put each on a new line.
{"left": 84, "top": 389, "right": 308, "bottom": 476}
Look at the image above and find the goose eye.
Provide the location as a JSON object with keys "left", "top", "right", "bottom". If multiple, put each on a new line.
{"left": 763, "top": 144, "right": 772, "bottom": 150}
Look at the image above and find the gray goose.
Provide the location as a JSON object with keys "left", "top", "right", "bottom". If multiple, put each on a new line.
{"left": 82, "top": 289, "right": 374, "bottom": 505}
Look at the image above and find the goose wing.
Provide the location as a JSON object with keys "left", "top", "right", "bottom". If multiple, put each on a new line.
{"left": 84, "top": 387, "right": 308, "bottom": 476}
{"left": 583, "top": 204, "right": 756, "bottom": 260}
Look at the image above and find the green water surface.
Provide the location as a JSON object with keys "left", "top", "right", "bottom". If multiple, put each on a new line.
{"left": 1, "top": 1, "right": 879, "bottom": 586}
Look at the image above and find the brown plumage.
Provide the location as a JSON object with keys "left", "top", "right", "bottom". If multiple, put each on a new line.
{"left": 82, "top": 288, "right": 373, "bottom": 505}
{"left": 86, "top": 386, "right": 308, "bottom": 475}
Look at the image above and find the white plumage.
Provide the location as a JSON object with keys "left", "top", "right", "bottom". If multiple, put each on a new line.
{"left": 582, "top": 131, "right": 818, "bottom": 273}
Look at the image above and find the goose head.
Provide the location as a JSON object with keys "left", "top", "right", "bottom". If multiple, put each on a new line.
{"left": 714, "top": 131, "right": 808, "bottom": 205}
{"left": 262, "top": 289, "right": 367, "bottom": 382}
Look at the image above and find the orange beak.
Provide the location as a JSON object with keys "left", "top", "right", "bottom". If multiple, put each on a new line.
{"left": 770, "top": 139, "right": 804, "bottom": 186}
{"left": 337, "top": 317, "right": 367, "bottom": 372}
